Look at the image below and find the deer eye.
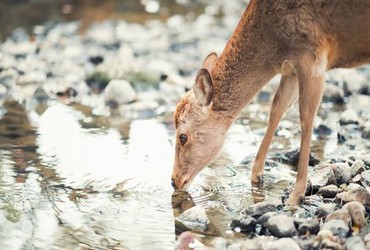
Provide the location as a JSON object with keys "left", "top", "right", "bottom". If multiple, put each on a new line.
{"left": 179, "top": 134, "right": 188, "bottom": 146}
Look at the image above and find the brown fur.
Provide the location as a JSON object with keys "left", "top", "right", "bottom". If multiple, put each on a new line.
{"left": 172, "top": 0, "right": 370, "bottom": 205}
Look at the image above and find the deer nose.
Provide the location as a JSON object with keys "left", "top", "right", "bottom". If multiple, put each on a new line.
{"left": 171, "top": 178, "right": 177, "bottom": 189}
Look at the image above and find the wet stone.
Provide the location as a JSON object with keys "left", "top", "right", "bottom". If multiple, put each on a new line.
{"left": 242, "top": 200, "right": 281, "bottom": 218}
{"left": 310, "top": 165, "right": 337, "bottom": 191}
{"left": 315, "top": 203, "right": 337, "bottom": 218}
{"left": 330, "top": 162, "right": 352, "bottom": 185}
{"left": 295, "top": 218, "right": 320, "bottom": 236}
{"left": 321, "top": 219, "right": 350, "bottom": 238}
{"left": 265, "top": 214, "right": 296, "bottom": 238}
{"left": 317, "top": 184, "right": 342, "bottom": 198}
{"left": 176, "top": 205, "right": 209, "bottom": 231}
{"left": 229, "top": 215, "right": 256, "bottom": 233}
{"left": 336, "top": 187, "right": 370, "bottom": 206}
{"left": 345, "top": 236, "right": 366, "bottom": 250}
{"left": 272, "top": 148, "right": 320, "bottom": 167}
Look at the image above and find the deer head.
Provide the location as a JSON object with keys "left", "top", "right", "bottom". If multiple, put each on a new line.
{"left": 171, "top": 53, "right": 232, "bottom": 190}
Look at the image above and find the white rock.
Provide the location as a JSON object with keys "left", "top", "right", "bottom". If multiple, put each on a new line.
{"left": 176, "top": 205, "right": 209, "bottom": 231}
{"left": 104, "top": 79, "right": 136, "bottom": 105}
{"left": 339, "top": 109, "right": 359, "bottom": 125}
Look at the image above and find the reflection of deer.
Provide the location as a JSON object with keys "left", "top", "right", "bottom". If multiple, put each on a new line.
{"left": 171, "top": 0, "right": 370, "bottom": 205}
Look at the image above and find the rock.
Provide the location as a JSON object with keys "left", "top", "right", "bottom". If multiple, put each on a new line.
{"left": 256, "top": 211, "right": 278, "bottom": 229}
{"left": 176, "top": 205, "right": 209, "bottom": 231}
{"left": 351, "top": 160, "right": 366, "bottom": 177}
{"left": 360, "top": 170, "right": 370, "bottom": 187}
{"left": 325, "top": 209, "right": 352, "bottom": 226}
{"left": 265, "top": 214, "right": 296, "bottom": 237}
{"left": 321, "top": 219, "right": 350, "bottom": 238}
{"left": 361, "top": 121, "right": 370, "bottom": 139}
{"left": 272, "top": 148, "right": 319, "bottom": 167}
{"left": 339, "top": 109, "right": 359, "bottom": 125}
{"left": 264, "top": 238, "right": 301, "bottom": 250}
{"left": 336, "top": 187, "right": 370, "bottom": 206}
{"left": 0, "top": 68, "right": 18, "bottom": 88}
{"left": 323, "top": 83, "right": 345, "bottom": 104}
{"left": 364, "top": 233, "right": 370, "bottom": 249}
{"left": 229, "top": 215, "right": 256, "bottom": 233}
{"left": 314, "top": 124, "right": 333, "bottom": 137}
{"left": 345, "top": 236, "right": 366, "bottom": 250}
{"left": 330, "top": 162, "right": 352, "bottom": 185}
{"left": 295, "top": 218, "right": 320, "bottom": 236}
{"left": 321, "top": 238, "right": 344, "bottom": 250}
{"left": 337, "top": 124, "right": 361, "bottom": 144}
{"left": 310, "top": 165, "right": 337, "bottom": 191}
{"left": 316, "top": 229, "right": 334, "bottom": 241}
{"left": 317, "top": 184, "right": 342, "bottom": 198}
{"left": 86, "top": 71, "right": 111, "bottom": 93}
{"left": 104, "top": 79, "right": 137, "bottom": 107}
{"left": 315, "top": 203, "right": 337, "bottom": 218}
{"left": 17, "top": 71, "right": 47, "bottom": 86}
{"left": 342, "top": 201, "right": 366, "bottom": 228}
{"left": 242, "top": 200, "right": 281, "bottom": 218}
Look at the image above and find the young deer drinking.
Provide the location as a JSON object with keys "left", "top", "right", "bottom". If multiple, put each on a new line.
{"left": 171, "top": 0, "right": 370, "bottom": 205}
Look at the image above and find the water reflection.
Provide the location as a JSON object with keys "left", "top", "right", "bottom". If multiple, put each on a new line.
{"left": 0, "top": 99, "right": 296, "bottom": 248}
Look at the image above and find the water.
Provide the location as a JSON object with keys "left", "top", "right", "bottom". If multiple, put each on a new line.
{"left": 1, "top": 0, "right": 369, "bottom": 249}
{"left": 0, "top": 97, "right": 298, "bottom": 249}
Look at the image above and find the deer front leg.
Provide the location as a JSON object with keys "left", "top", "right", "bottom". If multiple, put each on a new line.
{"left": 287, "top": 56, "right": 325, "bottom": 206}
{"left": 251, "top": 62, "right": 298, "bottom": 183}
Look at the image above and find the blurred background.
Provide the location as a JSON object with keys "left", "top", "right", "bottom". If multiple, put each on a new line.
{"left": 0, "top": 0, "right": 220, "bottom": 42}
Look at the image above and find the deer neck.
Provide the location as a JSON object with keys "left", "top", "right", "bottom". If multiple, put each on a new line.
{"left": 210, "top": 3, "right": 279, "bottom": 121}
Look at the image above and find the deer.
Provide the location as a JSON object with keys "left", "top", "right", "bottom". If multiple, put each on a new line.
{"left": 171, "top": 0, "right": 370, "bottom": 205}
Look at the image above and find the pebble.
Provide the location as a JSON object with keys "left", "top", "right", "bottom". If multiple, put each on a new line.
{"left": 321, "top": 219, "right": 350, "bottom": 238}
{"left": 351, "top": 160, "right": 366, "bottom": 177}
{"left": 103, "top": 79, "right": 137, "bottom": 106}
{"left": 360, "top": 170, "right": 370, "bottom": 187}
{"left": 242, "top": 200, "right": 281, "bottom": 218}
{"left": 339, "top": 109, "right": 360, "bottom": 125}
{"left": 325, "top": 209, "right": 352, "bottom": 226}
{"left": 310, "top": 165, "right": 337, "bottom": 191}
{"left": 361, "top": 121, "right": 370, "bottom": 139}
{"left": 342, "top": 201, "right": 366, "bottom": 229}
{"left": 229, "top": 215, "right": 256, "bottom": 233}
{"left": 336, "top": 187, "right": 370, "bottom": 206}
{"left": 317, "top": 184, "right": 342, "bottom": 198}
{"left": 295, "top": 218, "right": 320, "bottom": 236}
{"left": 264, "top": 238, "right": 301, "bottom": 250}
{"left": 265, "top": 214, "right": 296, "bottom": 237}
{"left": 315, "top": 203, "right": 337, "bottom": 218}
{"left": 176, "top": 205, "right": 209, "bottom": 231}
{"left": 345, "top": 236, "right": 366, "bottom": 250}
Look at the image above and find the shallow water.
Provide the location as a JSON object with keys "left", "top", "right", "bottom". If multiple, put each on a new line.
{"left": 0, "top": 97, "right": 301, "bottom": 249}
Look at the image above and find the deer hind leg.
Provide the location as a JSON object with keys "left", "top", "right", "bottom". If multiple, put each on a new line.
{"left": 287, "top": 53, "right": 325, "bottom": 206}
{"left": 251, "top": 61, "right": 298, "bottom": 183}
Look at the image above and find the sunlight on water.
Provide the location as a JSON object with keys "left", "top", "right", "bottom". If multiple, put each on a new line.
{"left": 37, "top": 104, "right": 173, "bottom": 190}
{"left": 34, "top": 104, "right": 176, "bottom": 249}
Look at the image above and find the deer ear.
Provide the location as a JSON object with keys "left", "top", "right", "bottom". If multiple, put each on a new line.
{"left": 202, "top": 52, "right": 218, "bottom": 72}
{"left": 193, "top": 68, "right": 213, "bottom": 106}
